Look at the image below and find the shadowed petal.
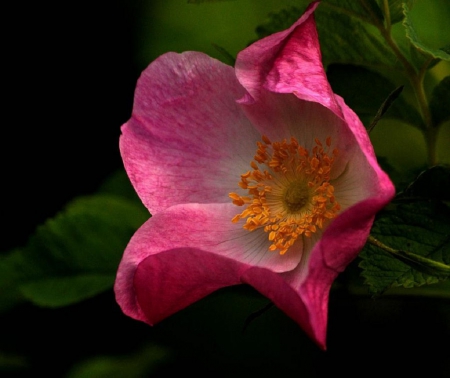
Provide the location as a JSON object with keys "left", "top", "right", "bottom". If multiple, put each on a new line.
{"left": 133, "top": 248, "right": 248, "bottom": 325}
{"left": 130, "top": 248, "right": 328, "bottom": 349}
{"left": 122, "top": 243, "right": 328, "bottom": 349}
{"left": 114, "top": 203, "right": 305, "bottom": 322}
{"left": 241, "top": 267, "right": 320, "bottom": 348}
{"left": 331, "top": 95, "right": 395, "bottom": 207}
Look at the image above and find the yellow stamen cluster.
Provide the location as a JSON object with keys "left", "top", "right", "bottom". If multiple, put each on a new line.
{"left": 229, "top": 135, "right": 341, "bottom": 255}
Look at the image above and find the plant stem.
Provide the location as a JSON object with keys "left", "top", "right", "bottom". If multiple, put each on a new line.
{"left": 382, "top": 0, "right": 391, "bottom": 33}
{"left": 367, "top": 235, "right": 450, "bottom": 274}
{"left": 374, "top": 4, "right": 436, "bottom": 166}
{"left": 367, "top": 235, "right": 396, "bottom": 254}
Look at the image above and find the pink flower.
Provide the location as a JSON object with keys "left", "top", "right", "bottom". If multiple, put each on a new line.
{"left": 114, "top": 1, "right": 395, "bottom": 350}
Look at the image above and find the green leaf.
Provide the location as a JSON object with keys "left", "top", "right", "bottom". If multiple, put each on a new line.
{"left": 19, "top": 275, "right": 114, "bottom": 308}
{"left": 316, "top": 4, "right": 398, "bottom": 70}
{"left": 359, "top": 200, "right": 450, "bottom": 295}
{"left": 327, "top": 64, "right": 423, "bottom": 128}
{"left": 0, "top": 250, "right": 28, "bottom": 312}
{"left": 322, "top": 0, "right": 384, "bottom": 25}
{"left": 65, "top": 344, "right": 170, "bottom": 378}
{"left": 26, "top": 194, "right": 148, "bottom": 273}
{"left": 403, "top": 2, "right": 450, "bottom": 62}
{"left": 429, "top": 76, "right": 450, "bottom": 127}
{"left": 377, "top": 0, "right": 414, "bottom": 25}
{"left": 0, "top": 194, "right": 148, "bottom": 310}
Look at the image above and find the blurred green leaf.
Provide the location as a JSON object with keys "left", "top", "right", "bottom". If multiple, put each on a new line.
{"left": 317, "top": 9, "right": 395, "bottom": 69}
{"left": 19, "top": 275, "right": 114, "bottom": 308}
{"left": 65, "top": 344, "right": 170, "bottom": 378}
{"left": 382, "top": 277, "right": 450, "bottom": 298}
{"left": 0, "top": 195, "right": 148, "bottom": 310}
{"left": 318, "top": 0, "right": 384, "bottom": 25}
{"left": 403, "top": 3, "right": 450, "bottom": 62}
{"left": 25, "top": 195, "right": 148, "bottom": 274}
{"left": 359, "top": 200, "right": 450, "bottom": 295}
{"left": 0, "top": 250, "right": 28, "bottom": 312}
{"left": 409, "top": 44, "right": 442, "bottom": 72}
{"left": 376, "top": 0, "right": 414, "bottom": 25}
{"left": 429, "top": 76, "right": 450, "bottom": 127}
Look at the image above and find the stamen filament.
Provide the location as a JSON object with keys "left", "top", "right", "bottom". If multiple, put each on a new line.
{"left": 229, "top": 136, "right": 341, "bottom": 255}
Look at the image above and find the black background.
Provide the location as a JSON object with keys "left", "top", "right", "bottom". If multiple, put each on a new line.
{"left": 3, "top": 1, "right": 139, "bottom": 252}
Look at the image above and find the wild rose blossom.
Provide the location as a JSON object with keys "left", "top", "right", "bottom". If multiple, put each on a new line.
{"left": 114, "top": 1, "right": 395, "bottom": 350}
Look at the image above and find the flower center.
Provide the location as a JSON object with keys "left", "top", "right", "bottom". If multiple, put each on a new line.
{"left": 229, "top": 135, "right": 341, "bottom": 255}
{"left": 283, "top": 180, "right": 310, "bottom": 213}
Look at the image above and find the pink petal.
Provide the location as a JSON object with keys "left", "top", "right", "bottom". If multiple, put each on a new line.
{"left": 130, "top": 247, "right": 328, "bottom": 349}
{"left": 120, "top": 51, "right": 260, "bottom": 214}
{"left": 118, "top": 231, "right": 327, "bottom": 349}
{"left": 133, "top": 248, "right": 248, "bottom": 325}
{"left": 235, "top": 1, "right": 343, "bottom": 119}
{"left": 114, "top": 203, "right": 304, "bottom": 322}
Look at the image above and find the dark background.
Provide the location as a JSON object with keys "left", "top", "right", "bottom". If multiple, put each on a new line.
{"left": 4, "top": 1, "right": 139, "bottom": 252}
{"left": 2, "top": 1, "right": 449, "bottom": 377}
